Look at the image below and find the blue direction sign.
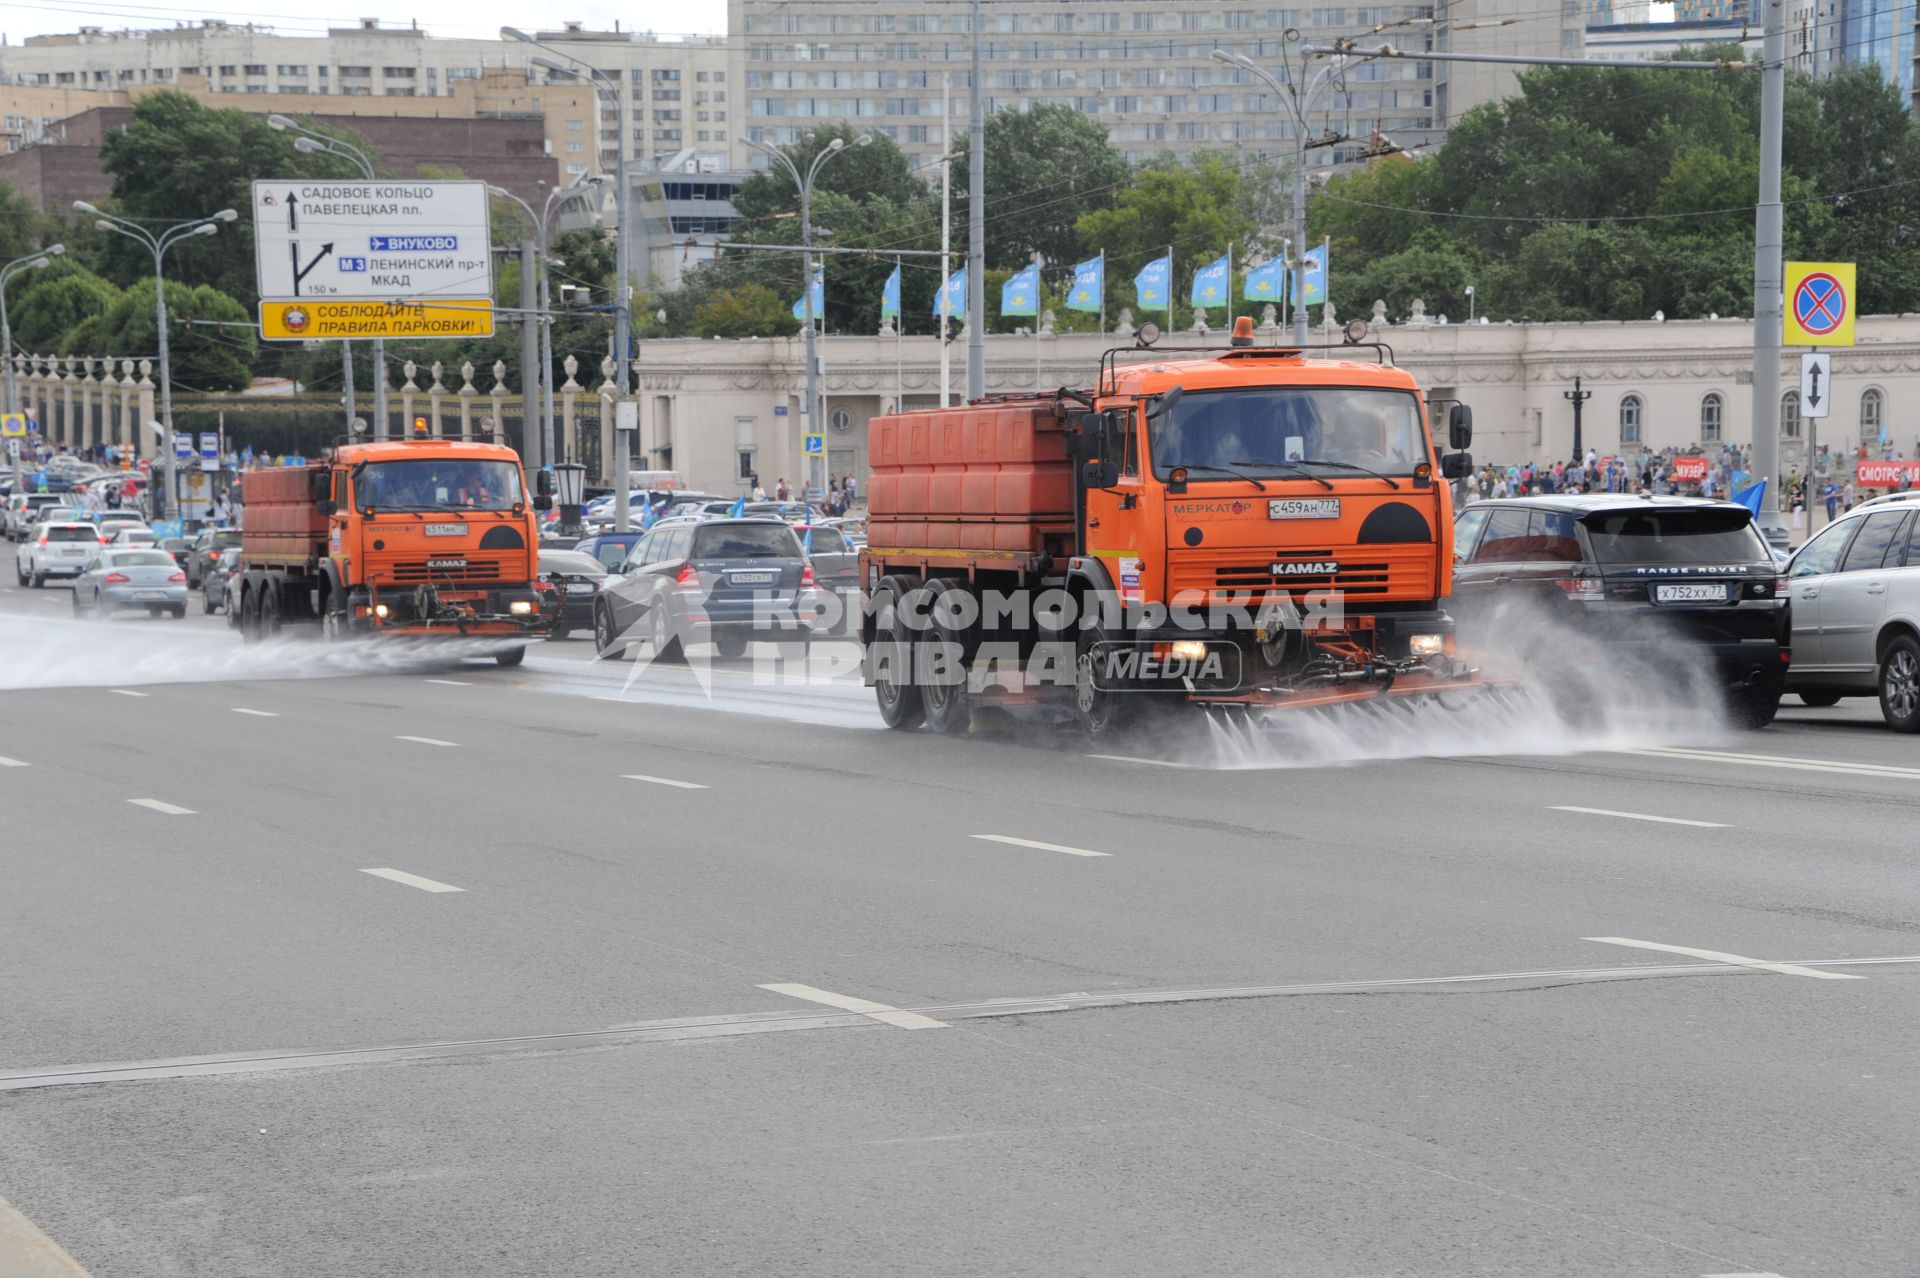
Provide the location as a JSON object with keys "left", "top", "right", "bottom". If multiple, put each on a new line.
{"left": 369, "top": 235, "right": 459, "bottom": 252}
{"left": 173, "top": 432, "right": 193, "bottom": 460}
{"left": 803, "top": 434, "right": 825, "bottom": 456}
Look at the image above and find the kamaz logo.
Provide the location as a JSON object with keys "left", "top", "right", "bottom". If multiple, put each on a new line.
{"left": 427, "top": 558, "right": 468, "bottom": 570}
{"left": 1271, "top": 560, "right": 1339, "bottom": 576}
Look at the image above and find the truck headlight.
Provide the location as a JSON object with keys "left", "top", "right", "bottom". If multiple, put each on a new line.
{"left": 1409, "top": 633, "right": 1446, "bottom": 657}
{"left": 373, "top": 603, "right": 389, "bottom": 619}
{"left": 510, "top": 600, "right": 534, "bottom": 615}
{"left": 1169, "top": 640, "right": 1209, "bottom": 661}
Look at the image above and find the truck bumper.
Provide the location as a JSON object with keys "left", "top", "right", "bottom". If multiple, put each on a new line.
{"left": 353, "top": 583, "right": 551, "bottom": 637}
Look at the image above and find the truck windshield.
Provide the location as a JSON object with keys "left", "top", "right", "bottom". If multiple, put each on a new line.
{"left": 1149, "top": 386, "right": 1427, "bottom": 479}
{"left": 353, "top": 459, "right": 523, "bottom": 512}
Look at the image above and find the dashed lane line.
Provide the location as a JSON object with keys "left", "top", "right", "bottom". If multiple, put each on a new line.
{"left": 359, "top": 868, "right": 465, "bottom": 894}
{"left": 621, "top": 773, "right": 708, "bottom": 790}
{"left": 1086, "top": 753, "right": 1190, "bottom": 768}
{"left": 759, "top": 982, "right": 949, "bottom": 1030}
{"left": 1625, "top": 746, "right": 1920, "bottom": 781}
{"left": 230, "top": 708, "right": 278, "bottom": 718}
{"left": 424, "top": 679, "right": 472, "bottom": 686}
{"left": 108, "top": 689, "right": 148, "bottom": 698}
{"left": 1551, "top": 806, "right": 1729, "bottom": 828}
{"left": 0, "top": 1193, "right": 94, "bottom": 1277}
{"left": 0, "top": 755, "right": 27, "bottom": 767}
{"left": 394, "top": 735, "right": 458, "bottom": 747}
{"left": 1585, "top": 936, "right": 1864, "bottom": 981}
{"left": 127, "top": 798, "right": 195, "bottom": 816}
{"left": 972, "top": 833, "right": 1112, "bottom": 858}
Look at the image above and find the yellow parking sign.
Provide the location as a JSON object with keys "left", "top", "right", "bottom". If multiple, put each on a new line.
{"left": 1784, "top": 261, "right": 1856, "bottom": 347}
{"left": 0, "top": 412, "right": 25, "bottom": 438}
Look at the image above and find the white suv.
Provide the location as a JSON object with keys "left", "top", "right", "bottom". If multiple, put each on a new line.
{"left": 5, "top": 492, "right": 65, "bottom": 540}
{"left": 17, "top": 521, "right": 106, "bottom": 587}
{"left": 1784, "top": 503, "right": 1920, "bottom": 730}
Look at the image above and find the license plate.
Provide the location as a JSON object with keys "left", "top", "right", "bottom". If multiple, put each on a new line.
{"left": 1654, "top": 583, "right": 1728, "bottom": 603}
{"left": 424, "top": 523, "right": 466, "bottom": 537}
{"left": 134, "top": 590, "right": 166, "bottom": 600}
{"left": 1269, "top": 498, "right": 1340, "bottom": 520}
{"left": 566, "top": 582, "right": 594, "bottom": 595}
{"left": 728, "top": 571, "right": 776, "bottom": 585}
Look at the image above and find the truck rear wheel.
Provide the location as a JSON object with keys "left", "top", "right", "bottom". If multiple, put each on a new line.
{"left": 871, "top": 576, "right": 925, "bottom": 730}
{"left": 919, "top": 580, "right": 973, "bottom": 735}
{"left": 239, "top": 583, "right": 262, "bottom": 643}
{"left": 258, "top": 581, "right": 282, "bottom": 640}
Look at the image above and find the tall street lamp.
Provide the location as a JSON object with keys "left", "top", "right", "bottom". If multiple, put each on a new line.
{"left": 1213, "top": 48, "right": 1349, "bottom": 347}
{"left": 503, "top": 27, "right": 636, "bottom": 531}
{"left": 745, "top": 131, "right": 870, "bottom": 499}
{"left": 490, "top": 175, "right": 609, "bottom": 477}
{"left": 0, "top": 244, "right": 65, "bottom": 414}
{"left": 268, "top": 114, "right": 385, "bottom": 437}
{"left": 77, "top": 201, "right": 236, "bottom": 522}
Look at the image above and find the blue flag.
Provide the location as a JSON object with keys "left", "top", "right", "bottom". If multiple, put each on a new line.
{"left": 933, "top": 266, "right": 967, "bottom": 320}
{"left": 639, "top": 500, "right": 656, "bottom": 530}
{"left": 1243, "top": 258, "right": 1285, "bottom": 304}
{"left": 1134, "top": 255, "right": 1171, "bottom": 308}
{"left": 1190, "top": 253, "right": 1230, "bottom": 308}
{"left": 1066, "top": 255, "right": 1104, "bottom": 313}
{"left": 1735, "top": 478, "right": 1766, "bottom": 517}
{"left": 802, "top": 527, "right": 814, "bottom": 556}
{"left": 1301, "top": 240, "right": 1328, "bottom": 306}
{"left": 728, "top": 494, "right": 746, "bottom": 519}
{"left": 880, "top": 264, "right": 901, "bottom": 319}
{"left": 1000, "top": 263, "right": 1041, "bottom": 318}
{"left": 791, "top": 269, "right": 824, "bottom": 322}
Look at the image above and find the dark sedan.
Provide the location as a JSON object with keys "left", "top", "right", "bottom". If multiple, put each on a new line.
{"left": 187, "top": 528, "right": 243, "bottom": 589}
{"left": 539, "top": 549, "right": 609, "bottom": 638}
{"left": 593, "top": 517, "right": 815, "bottom": 660}
{"left": 203, "top": 547, "right": 241, "bottom": 615}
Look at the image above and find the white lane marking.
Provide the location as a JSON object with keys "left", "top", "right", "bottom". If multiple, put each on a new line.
{"left": 1703, "top": 1272, "right": 1790, "bottom": 1277}
{"left": 394, "top": 735, "right": 458, "bottom": 747}
{"left": 230, "top": 708, "right": 278, "bottom": 718}
{"left": 621, "top": 773, "right": 708, "bottom": 790}
{"left": 108, "top": 689, "right": 148, "bottom": 698}
{"left": 424, "top": 678, "right": 472, "bottom": 686}
{"left": 1087, "top": 753, "right": 1190, "bottom": 768}
{"left": 1551, "top": 805, "right": 1729, "bottom": 829}
{"left": 1586, "top": 936, "right": 1864, "bottom": 981}
{"left": 972, "top": 833, "right": 1111, "bottom": 859}
{"left": 1626, "top": 746, "right": 1920, "bottom": 780}
{"left": 359, "top": 868, "right": 465, "bottom": 894}
{"left": 0, "top": 1192, "right": 95, "bottom": 1277}
{"left": 759, "top": 982, "right": 948, "bottom": 1031}
{"left": 127, "top": 798, "right": 194, "bottom": 816}
{"left": 0, "top": 756, "right": 27, "bottom": 767}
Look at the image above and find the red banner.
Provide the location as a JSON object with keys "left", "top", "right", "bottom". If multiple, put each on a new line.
{"left": 1856, "top": 460, "right": 1920, "bottom": 487}
{"left": 1670, "top": 456, "right": 1710, "bottom": 482}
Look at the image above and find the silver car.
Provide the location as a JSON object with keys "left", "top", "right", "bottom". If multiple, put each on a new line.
{"left": 71, "top": 548, "right": 188, "bottom": 619}
{"left": 1783, "top": 503, "right": 1920, "bottom": 730}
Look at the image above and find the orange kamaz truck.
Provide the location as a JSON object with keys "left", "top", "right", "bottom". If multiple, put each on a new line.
{"left": 233, "top": 430, "right": 552, "bottom": 665}
{"left": 857, "top": 319, "right": 1481, "bottom": 735}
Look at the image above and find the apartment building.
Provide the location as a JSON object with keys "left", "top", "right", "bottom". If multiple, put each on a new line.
{"left": 729, "top": 0, "right": 1583, "bottom": 171}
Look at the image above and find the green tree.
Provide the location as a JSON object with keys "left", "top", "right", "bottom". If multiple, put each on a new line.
{"left": 693, "top": 283, "right": 798, "bottom": 338}
{"left": 732, "top": 126, "right": 930, "bottom": 223}
{"left": 11, "top": 261, "right": 120, "bottom": 352}
{"left": 1075, "top": 155, "right": 1254, "bottom": 325}
{"left": 88, "top": 278, "right": 255, "bottom": 391}
{"left": 949, "top": 103, "right": 1131, "bottom": 272}
{"left": 97, "top": 92, "right": 374, "bottom": 305}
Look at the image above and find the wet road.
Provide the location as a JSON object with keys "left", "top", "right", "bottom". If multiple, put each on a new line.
{"left": 1, "top": 544, "right": 1915, "bottom": 1277}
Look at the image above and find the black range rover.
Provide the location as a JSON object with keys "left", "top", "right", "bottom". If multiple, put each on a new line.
{"left": 1449, "top": 495, "right": 1790, "bottom": 727}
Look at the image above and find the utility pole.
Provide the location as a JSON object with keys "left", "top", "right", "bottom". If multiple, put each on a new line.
{"left": 518, "top": 239, "right": 541, "bottom": 471}
{"left": 1564, "top": 376, "right": 1592, "bottom": 463}
{"left": 1749, "top": 0, "right": 1789, "bottom": 547}
{"left": 965, "top": 0, "right": 985, "bottom": 402}
{"left": 941, "top": 71, "right": 952, "bottom": 408}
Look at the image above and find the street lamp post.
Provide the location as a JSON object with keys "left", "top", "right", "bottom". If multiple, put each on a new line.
{"left": 504, "top": 30, "right": 635, "bottom": 532}
{"left": 1214, "top": 48, "right": 1349, "bottom": 347}
{"left": 746, "top": 132, "right": 871, "bottom": 500}
{"left": 0, "top": 245, "right": 63, "bottom": 486}
{"left": 77, "top": 202, "right": 235, "bottom": 523}
{"left": 269, "top": 116, "right": 386, "bottom": 437}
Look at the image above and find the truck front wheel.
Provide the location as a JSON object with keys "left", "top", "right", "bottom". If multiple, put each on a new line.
{"left": 871, "top": 576, "right": 925, "bottom": 731}
{"left": 495, "top": 645, "right": 526, "bottom": 668}
{"left": 1076, "top": 627, "right": 1138, "bottom": 739}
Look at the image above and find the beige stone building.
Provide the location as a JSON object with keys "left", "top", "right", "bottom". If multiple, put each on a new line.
{"left": 602, "top": 311, "right": 1920, "bottom": 495}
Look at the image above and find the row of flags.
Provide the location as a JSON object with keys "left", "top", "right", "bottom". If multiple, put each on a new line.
{"left": 793, "top": 242, "right": 1331, "bottom": 323}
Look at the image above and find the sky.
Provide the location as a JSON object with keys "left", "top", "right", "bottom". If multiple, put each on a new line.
{"left": 0, "top": 0, "right": 727, "bottom": 43}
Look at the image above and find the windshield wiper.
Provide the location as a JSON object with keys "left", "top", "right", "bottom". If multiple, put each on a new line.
{"left": 1289, "top": 458, "right": 1402, "bottom": 489}
{"left": 1176, "top": 463, "right": 1270, "bottom": 492}
{"left": 1227, "top": 461, "right": 1334, "bottom": 491}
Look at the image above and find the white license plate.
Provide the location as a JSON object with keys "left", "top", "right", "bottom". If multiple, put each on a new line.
{"left": 133, "top": 590, "right": 167, "bottom": 600}
{"left": 1654, "top": 583, "right": 1728, "bottom": 603}
{"left": 1269, "top": 498, "right": 1341, "bottom": 520}
{"left": 424, "top": 523, "right": 466, "bottom": 537}
{"left": 728, "top": 571, "right": 776, "bottom": 585}
{"left": 566, "top": 582, "right": 594, "bottom": 595}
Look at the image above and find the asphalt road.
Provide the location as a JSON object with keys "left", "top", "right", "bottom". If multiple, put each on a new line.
{"left": 1, "top": 543, "right": 1915, "bottom": 1278}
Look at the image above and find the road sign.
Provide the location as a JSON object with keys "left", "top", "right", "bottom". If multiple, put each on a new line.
{"left": 199, "top": 431, "right": 220, "bottom": 471}
{"left": 5, "top": 438, "right": 18, "bottom": 458}
{"left": 258, "top": 299, "right": 494, "bottom": 341}
{"left": 1785, "top": 261, "right": 1856, "bottom": 347}
{"left": 251, "top": 180, "right": 492, "bottom": 304}
{"left": 803, "top": 434, "right": 824, "bottom": 456}
{"left": 1800, "top": 352, "right": 1832, "bottom": 419}
{"left": 0, "top": 412, "right": 24, "bottom": 438}
{"left": 173, "top": 432, "right": 193, "bottom": 460}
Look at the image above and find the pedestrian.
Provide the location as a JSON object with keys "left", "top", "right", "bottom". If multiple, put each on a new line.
{"left": 844, "top": 474, "right": 858, "bottom": 505}
{"left": 776, "top": 478, "right": 790, "bottom": 501}
{"left": 751, "top": 479, "right": 767, "bottom": 501}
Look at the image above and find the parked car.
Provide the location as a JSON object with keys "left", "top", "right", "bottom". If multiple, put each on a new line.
{"left": 538, "top": 549, "right": 610, "bottom": 638}
{"left": 187, "top": 527, "right": 244, "bottom": 589}
{"left": 593, "top": 517, "right": 815, "bottom": 660}
{"left": 16, "top": 521, "right": 106, "bottom": 586}
{"left": 71, "top": 548, "right": 188, "bottom": 618}
{"left": 794, "top": 523, "right": 859, "bottom": 592}
{"left": 825, "top": 516, "right": 867, "bottom": 548}
{"left": 571, "top": 530, "right": 647, "bottom": 574}
{"left": 1451, "top": 495, "right": 1789, "bottom": 728}
{"left": 203, "top": 547, "right": 242, "bottom": 614}
{"left": 1782, "top": 501, "right": 1920, "bottom": 730}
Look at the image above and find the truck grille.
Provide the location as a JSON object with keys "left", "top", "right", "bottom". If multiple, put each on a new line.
{"left": 381, "top": 558, "right": 507, "bottom": 583}
{"left": 1167, "top": 544, "right": 1436, "bottom": 601}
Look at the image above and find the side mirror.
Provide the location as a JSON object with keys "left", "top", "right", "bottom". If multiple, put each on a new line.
{"left": 1083, "top": 458, "right": 1120, "bottom": 490}
{"left": 316, "top": 499, "right": 337, "bottom": 516}
{"left": 1146, "top": 385, "right": 1184, "bottom": 422}
{"left": 1441, "top": 451, "right": 1474, "bottom": 480}
{"left": 534, "top": 494, "right": 554, "bottom": 512}
{"left": 536, "top": 470, "right": 554, "bottom": 498}
{"left": 1448, "top": 403, "right": 1473, "bottom": 451}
